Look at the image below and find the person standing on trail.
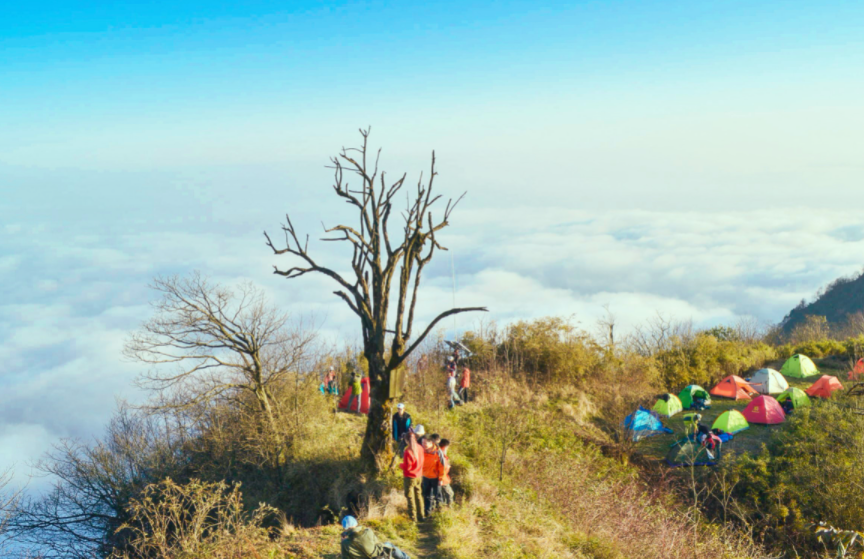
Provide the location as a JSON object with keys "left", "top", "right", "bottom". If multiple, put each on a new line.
{"left": 437, "top": 439, "right": 454, "bottom": 506}
{"left": 339, "top": 515, "right": 411, "bottom": 559}
{"left": 458, "top": 366, "right": 470, "bottom": 403}
{"left": 421, "top": 437, "right": 444, "bottom": 517}
{"left": 348, "top": 371, "right": 363, "bottom": 413}
{"left": 447, "top": 372, "right": 462, "bottom": 409}
{"left": 326, "top": 366, "right": 339, "bottom": 395}
{"left": 446, "top": 355, "right": 457, "bottom": 376}
{"left": 393, "top": 403, "right": 412, "bottom": 449}
{"left": 399, "top": 428, "right": 425, "bottom": 523}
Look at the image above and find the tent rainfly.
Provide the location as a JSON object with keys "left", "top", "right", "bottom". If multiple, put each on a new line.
{"left": 337, "top": 377, "right": 371, "bottom": 414}
{"left": 666, "top": 438, "right": 720, "bottom": 467}
{"left": 712, "top": 410, "right": 750, "bottom": 434}
{"left": 750, "top": 368, "right": 789, "bottom": 395}
{"left": 710, "top": 375, "right": 758, "bottom": 400}
{"left": 623, "top": 406, "right": 673, "bottom": 441}
{"left": 742, "top": 395, "right": 785, "bottom": 425}
{"left": 805, "top": 375, "right": 844, "bottom": 399}
{"left": 780, "top": 354, "right": 819, "bottom": 379}
{"left": 653, "top": 393, "right": 683, "bottom": 417}
{"left": 776, "top": 387, "right": 811, "bottom": 409}
{"left": 678, "top": 385, "right": 711, "bottom": 409}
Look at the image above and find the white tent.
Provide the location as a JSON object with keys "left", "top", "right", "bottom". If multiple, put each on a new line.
{"left": 750, "top": 368, "right": 789, "bottom": 395}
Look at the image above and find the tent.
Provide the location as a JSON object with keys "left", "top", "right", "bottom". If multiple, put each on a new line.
{"left": 780, "top": 354, "right": 819, "bottom": 378}
{"left": 750, "top": 368, "right": 789, "bottom": 395}
{"left": 678, "top": 385, "right": 711, "bottom": 409}
{"left": 666, "top": 438, "right": 720, "bottom": 467}
{"left": 623, "top": 406, "right": 673, "bottom": 441}
{"left": 805, "top": 375, "right": 844, "bottom": 398}
{"left": 338, "top": 377, "right": 371, "bottom": 414}
{"left": 776, "top": 387, "right": 811, "bottom": 409}
{"left": 712, "top": 410, "right": 750, "bottom": 434}
{"left": 849, "top": 358, "right": 864, "bottom": 381}
{"left": 741, "top": 395, "right": 785, "bottom": 425}
{"left": 653, "top": 393, "right": 683, "bottom": 417}
{"left": 710, "top": 375, "right": 758, "bottom": 400}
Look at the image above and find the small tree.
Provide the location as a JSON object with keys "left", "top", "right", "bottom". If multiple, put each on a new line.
{"left": 265, "top": 129, "right": 486, "bottom": 471}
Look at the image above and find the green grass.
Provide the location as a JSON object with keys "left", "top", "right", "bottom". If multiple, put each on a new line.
{"left": 635, "top": 358, "right": 848, "bottom": 462}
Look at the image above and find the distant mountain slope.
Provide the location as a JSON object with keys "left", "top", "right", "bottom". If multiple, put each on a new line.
{"left": 781, "top": 270, "right": 864, "bottom": 334}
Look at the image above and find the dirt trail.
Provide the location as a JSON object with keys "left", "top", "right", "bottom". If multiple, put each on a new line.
{"left": 413, "top": 518, "right": 443, "bottom": 559}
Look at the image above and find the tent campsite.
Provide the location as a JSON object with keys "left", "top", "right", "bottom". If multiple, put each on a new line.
{"left": 337, "top": 377, "right": 371, "bottom": 414}
{"left": 653, "top": 393, "right": 683, "bottom": 417}
{"left": 742, "top": 395, "right": 785, "bottom": 424}
{"left": 678, "top": 385, "right": 711, "bottom": 409}
{"left": 666, "top": 438, "right": 720, "bottom": 467}
{"left": 710, "top": 375, "right": 757, "bottom": 400}
{"left": 805, "top": 375, "right": 844, "bottom": 399}
{"left": 623, "top": 407, "right": 673, "bottom": 441}
{"left": 776, "top": 387, "right": 811, "bottom": 409}
{"left": 780, "top": 354, "right": 819, "bottom": 378}
{"left": 712, "top": 410, "right": 750, "bottom": 434}
{"left": 750, "top": 368, "right": 789, "bottom": 395}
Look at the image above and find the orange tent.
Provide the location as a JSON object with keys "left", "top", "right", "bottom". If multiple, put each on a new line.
{"left": 710, "top": 375, "right": 758, "bottom": 400}
{"left": 805, "top": 375, "right": 844, "bottom": 398}
{"left": 849, "top": 358, "right": 864, "bottom": 381}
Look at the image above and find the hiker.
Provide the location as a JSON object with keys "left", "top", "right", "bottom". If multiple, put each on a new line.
{"left": 348, "top": 371, "right": 363, "bottom": 413}
{"left": 421, "top": 436, "right": 444, "bottom": 517}
{"left": 326, "top": 367, "right": 339, "bottom": 395}
{"left": 446, "top": 355, "right": 457, "bottom": 376}
{"left": 696, "top": 423, "right": 720, "bottom": 458}
{"left": 340, "top": 516, "right": 411, "bottom": 559}
{"left": 400, "top": 427, "right": 425, "bottom": 522}
{"left": 458, "top": 366, "right": 470, "bottom": 403}
{"left": 393, "top": 403, "right": 412, "bottom": 451}
{"left": 447, "top": 372, "right": 462, "bottom": 409}
{"left": 780, "top": 397, "right": 794, "bottom": 415}
{"left": 437, "top": 439, "right": 454, "bottom": 507}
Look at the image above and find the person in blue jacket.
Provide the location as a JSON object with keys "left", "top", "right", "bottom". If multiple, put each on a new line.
{"left": 393, "top": 403, "right": 412, "bottom": 453}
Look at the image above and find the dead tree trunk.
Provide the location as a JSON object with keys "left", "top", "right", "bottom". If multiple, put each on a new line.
{"left": 265, "top": 128, "right": 486, "bottom": 472}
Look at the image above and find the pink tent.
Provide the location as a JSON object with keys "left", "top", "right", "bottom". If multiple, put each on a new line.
{"left": 741, "top": 395, "right": 785, "bottom": 425}
{"left": 338, "top": 377, "right": 371, "bottom": 414}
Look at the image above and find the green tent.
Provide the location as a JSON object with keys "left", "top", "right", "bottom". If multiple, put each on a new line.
{"left": 666, "top": 438, "right": 719, "bottom": 467}
{"left": 653, "top": 393, "right": 683, "bottom": 417}
{"left": 776, "top": 387, "right": 811, "bottom": 409}
{"left": 678, "top": 385, "right": 711, "bottom": 409}
{"left": 780, "top": 354, "right": 819, "bottom": 378}
{"left": 711, "top": 410, "right": 749, "bottom": 434}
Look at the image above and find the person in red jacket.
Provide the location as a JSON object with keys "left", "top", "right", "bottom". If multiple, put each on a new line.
{"left": 399, "top": 427, "right": 425, "bottom": 522}
{"left": 459, "top": 366, "right": 471, "bottom": 403}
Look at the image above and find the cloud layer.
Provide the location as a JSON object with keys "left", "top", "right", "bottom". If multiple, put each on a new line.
{"left": 1, "top": 206, "right": 863, "bottom": 488}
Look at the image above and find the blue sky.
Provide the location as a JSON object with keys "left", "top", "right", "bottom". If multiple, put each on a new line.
{"left": 2, "top": 1, "right": 864, "bottom": 486}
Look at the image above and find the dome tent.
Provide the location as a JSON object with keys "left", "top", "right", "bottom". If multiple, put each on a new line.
{"left": 750, "top": 368, "right": 789, "bottom": 395}
{"left": 652, "top": 393, "right": 683, "bottom": 417}
{"left": 623, "top": 406, "right": 673, "bottom": 441}
{"left": 711, "top": 410, "right": 750, "bottom": 434}
{"left": 776, "top": 387, "right": 811, "bottom": 409}
{"left": 742, "top": 395, "right": 785, "bottom": 425}
{"left": 780, "top": 354, "right": 819, "bottom": 379}
{"left": 338, "top": 377, "right": 371, "bottom": 414}
{"left": 666, "top": 438, "right": 720, "bottom": 467}
{"left": 678, "top": 385, "right": 711, "bottom": 410}
{"left": 805, "top": 375, "right": 844, "bottom": 398}
{"left": 710, "top": 375, "right": 757, "bottom": 400}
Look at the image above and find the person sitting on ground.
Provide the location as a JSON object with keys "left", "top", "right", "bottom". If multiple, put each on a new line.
{"left": 393, "top": 403, "right": 412, "bottom": 452}
{"left": 437, "top": 439, "right": 454, "bottom": 507}
{"left": 348, "top": 371, "right": 363, "bottom": 413}
{"left": 458, "top": 366, "right": 470, "bottom": 402}
{"left": 340, "top": 515, "right": 411, "bottom": 559}
{"left": 780, "top": 397, "right": 794, "bottom": 415}
{"left": 447, "top": 372, "right": 462, "bottom": 409}
{"left": 399, "top": 427, "right": 425, "bottom": 523}
{"left": 421, "top": 437, "right": 444, "bottom": 517}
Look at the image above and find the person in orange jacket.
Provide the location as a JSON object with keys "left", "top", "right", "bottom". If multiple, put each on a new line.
{"left": 399, "top": 426, "right": 425, "bottom": 522}
{"left": 421, "top": 436, "right": 444, "bottom": 516}
{"left": 437, "top": 439, "right": 454, "bottom": 506}
{"left": 459, "top": 366, "right": 470, "bottom": 403}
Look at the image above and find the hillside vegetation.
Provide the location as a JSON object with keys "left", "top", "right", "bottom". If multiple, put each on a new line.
{"left": 6, "top": 306, "right": 864, "bottom": 558}
{"left": 781, "top": 269, "right": 864, "bottom": 338}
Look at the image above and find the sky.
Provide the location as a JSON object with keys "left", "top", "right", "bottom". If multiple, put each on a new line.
{"left": 2, "top": 0, "right": 864, "bottom": 487}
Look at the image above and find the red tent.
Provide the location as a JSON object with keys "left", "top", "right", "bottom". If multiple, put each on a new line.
{"left": 710, "top": 375, "right": 758, "bottom": 400}
{"left": 338, "top": 377, "right": 371, "bottom": 414}
{"left": 849, "top": 358, "right": 864, "bottom": 381}
{"left": 741, "top": 395, "right": 785, "bottom": 425}
{"left": 805, "top": 375, "right": 844, "bottom": 399}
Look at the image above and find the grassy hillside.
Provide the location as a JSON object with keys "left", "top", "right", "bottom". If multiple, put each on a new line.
{"left": 781, "top": 270, "right": 864, "bottom": 336}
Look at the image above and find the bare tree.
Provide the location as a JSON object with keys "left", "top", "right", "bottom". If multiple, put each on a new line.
{"left": 125, "top": 273, "right": 316, "bottom": 467}
{"left": 0, "top": 469, "right": 22, "bottom": 556}
{"left": 265, "top": 129, "right": 486, "bottom": 471}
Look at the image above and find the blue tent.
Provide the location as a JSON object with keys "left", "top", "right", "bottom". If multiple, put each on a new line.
{"left": 623, "top": 406, "right": 673, "bottom": 441}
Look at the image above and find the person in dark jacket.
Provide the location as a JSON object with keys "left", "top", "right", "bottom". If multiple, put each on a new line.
{"left": 340, "top": 516, "right": 410, "bottom": 559}
{"left": 393, "top": 403, "right": 412, "bottom": 444}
